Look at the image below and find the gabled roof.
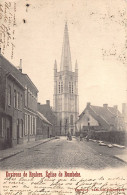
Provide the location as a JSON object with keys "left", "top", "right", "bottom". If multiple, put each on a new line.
{"left": 0, "top": 54, "right": 24, "bottom": 86}
{"left": 37, "top": 111, "right": 52, "bottom": 126}
{"left": 90, "top": 105, "right": 115, "bottom": 125}
{"left": 22, "top": 74, "right": 39, "bottom": 92}
{"left": 0, "top": 54, "right": 38, "bottom": 93}
{"left": 78, "top": 103, "right": 124, "bottom": 128}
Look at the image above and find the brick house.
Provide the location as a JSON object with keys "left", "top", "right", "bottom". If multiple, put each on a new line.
{"left": 76, "top": 102, "right": 125, "bottom": 133}
{"left": 0, "top": 55, "right": 25, "bottom": 149}
{"left": 37, "top": 100, "right": 57, "bottom": 136}
{"left": 0, "top": 53, "right": 39, "bottom": 149}
{"left": 36, "top": 111, "right": 52, "bottom": 140}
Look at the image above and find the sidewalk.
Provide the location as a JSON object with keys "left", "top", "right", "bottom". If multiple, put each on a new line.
{"left": 0, "top": 137, "right": 55, "bottom": 162}
{"left": 90, "top": 139, "right": 127, "bottom": 164}
{"left": 78, "top": 137, "right": 127, "bottom": 164}
{"left": 114, "top": 152, "right": 127, "bottom": 164}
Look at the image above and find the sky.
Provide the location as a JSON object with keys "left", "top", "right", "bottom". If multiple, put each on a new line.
{"left": 1, "top": 0, "right": 127, "bottom": 113}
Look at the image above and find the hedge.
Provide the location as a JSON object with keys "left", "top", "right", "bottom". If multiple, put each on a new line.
{"left": 89, "top": 130, "right": 127, "bottom": 146}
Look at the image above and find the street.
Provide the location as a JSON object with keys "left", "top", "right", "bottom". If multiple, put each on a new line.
{"left": 0, "top": 137, "right": 126, "bottom": 170}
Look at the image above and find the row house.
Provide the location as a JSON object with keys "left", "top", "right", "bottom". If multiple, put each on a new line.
{"left": 0, "top": 53, "right": 38, "bottom": 149}
{"left": 23, "top": 74, "right": 38, "bottom": 143}
{"left": 76, "top": 102, "right": 125, "bottom": 133}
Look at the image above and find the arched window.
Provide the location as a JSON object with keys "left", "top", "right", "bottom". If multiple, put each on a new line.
{"left": 69, "top": 82, "right": 71, "bottom": 93}
{"left": 58, "top": 82, "right": 61, "bottom": 93}
{"left": 61, "top": 82, "right": 63, "bottom": 93}
{"left": 70, "top": 115, "right": 73, "bottom": 125}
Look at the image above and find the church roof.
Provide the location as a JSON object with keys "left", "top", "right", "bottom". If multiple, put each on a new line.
{"left": 60, "top": 22, "right": 72, "bottom": 71}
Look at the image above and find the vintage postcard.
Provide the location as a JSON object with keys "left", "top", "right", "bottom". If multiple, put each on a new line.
{"left": 0, "top": 0, "right": 127, "bottom": 194}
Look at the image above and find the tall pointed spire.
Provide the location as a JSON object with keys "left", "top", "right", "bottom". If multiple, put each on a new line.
{"left": 54, "top": 59, "right": 57, "bottom": 69}
{"left": 60, "top": 22, "right": 72, "bottom": 71}
{"left": 75, "top": 60, "right": 78, "bottom": 69}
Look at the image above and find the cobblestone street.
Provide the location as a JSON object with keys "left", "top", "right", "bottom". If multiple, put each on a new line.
{"left": 0, "top": 137, "right": 126, "bottom": 170}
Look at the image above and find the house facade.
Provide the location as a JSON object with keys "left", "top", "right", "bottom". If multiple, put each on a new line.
{"left": 0, "top": 55, "right": 25, "bottom": 149}
{"left": 76, "top": 102, "right": 125, "bottom": 133}
{"left": 53, "top": 23, "right": 79, "bottom": 135}
{"left": 0, "top": 53, "right": 39, "bottom": 149}
{"left": 36, "top": 111, "right": 52, "bottom": 140}
{"left": 22, "top": 74, "right": 38, "bottom": 143}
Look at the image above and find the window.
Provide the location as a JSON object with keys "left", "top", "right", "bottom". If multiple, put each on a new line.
{"left": 28, "top": 115, "right": 30, "bottom": 134}
{"left": 31, "top": 116, "right": 33, "bottom": 135}
{"left": 17, "top": 92, "right": 20, "bottom": 109}
{"left": 25, "top": 86, "right": 27, "bottom": 107}
{"left": 25, "top": 114, "right": 28, "bottom": 135}
{"left": 72, "top": 82, "right": 73, "bottom": 93}
{"left": 33, "top": 117, "right": 35, "bottom": 135}
{"left": 33, "top": 117, "right": 36, "bottom": 135}
{"left": 8, "top": 85, "right": 11, "bottom": 106}
{"left": 20, "top": 94, "right": 23, "bottom": 110}
{"left": 59, "top": 82, "right": 61, "bottom": 93}
{"left": 61, "top": 82, "right": 63, "bottom": 93}
{"left": 14, "top": 90, "right": 16, "bottom": 108}
{"left": 1, "top": 117, "right": 5, "bottom": 137}
{"left": 70, "top": 115, "right": 73, "bottom": 125}
{"left": 69, "top": 82, "right": 71, "bottom": 93}
{"left": 21, "top": 119, "right": 23, "bottom": 137}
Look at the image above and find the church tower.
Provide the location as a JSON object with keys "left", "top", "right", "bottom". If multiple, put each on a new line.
{"left": 53, "top": 23, "right": 79, "bottom": 135}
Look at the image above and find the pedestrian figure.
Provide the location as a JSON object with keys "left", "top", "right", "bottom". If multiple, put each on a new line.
{"left": 80, "top": 132, "right": 83, "bottom": 141}
{"left": 67, "top": 132, "right": 72, "bottom": 141}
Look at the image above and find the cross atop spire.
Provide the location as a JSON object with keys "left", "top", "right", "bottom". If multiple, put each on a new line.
{"left": 60, "top": 22, "right": 72, "bottom": 71}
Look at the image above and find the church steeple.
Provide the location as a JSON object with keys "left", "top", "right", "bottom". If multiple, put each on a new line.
{"left": 53, "top": 23, "right": 79, "bottom": 136}
{"left": 60, "top": 22, "right": 72, "bottom": 71}
{"left": 54, "top": 59, "right": 57, "bottom": 70}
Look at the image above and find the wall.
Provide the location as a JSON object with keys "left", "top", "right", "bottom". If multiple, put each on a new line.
{"left": 36, "top": 117, "right": 52, "bottom": 140}
{"left": 76, "top": 109, "right": 99, "bottom": 132}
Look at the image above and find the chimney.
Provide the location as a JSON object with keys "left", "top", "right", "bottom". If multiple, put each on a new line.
{"left": 114, "top": 105, "right": 118, "bottom": 110}
{"left": 37, "top": 102, "right": 41, "bottom": 111}
{"left": 122, "top": 103, "right": 127, "bottom": 115}
{"left": 19, "top": 59, "right": 22, "bottom": 72}
{"left": 87, "top": 102, "right": 91, "bottom": 107}
{"left": 46, "top": 100, "right": 50, "bottom": 106}
{"left": 103, "top": 104, "right": 108, "bottom": 108}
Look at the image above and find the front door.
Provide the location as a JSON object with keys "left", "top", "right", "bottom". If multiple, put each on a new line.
{"left": 47, "top": 127, "right": 50, "bottom": 138}
{"left": 6, "top": 117, "right": 12, "bottom": 148}
{"left": 17, "top": 119, "right": 20, "bottom": 144}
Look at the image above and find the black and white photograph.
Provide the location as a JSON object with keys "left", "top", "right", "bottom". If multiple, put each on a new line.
{"left": 0, "top": 0, "right": 127, "bottom": 194}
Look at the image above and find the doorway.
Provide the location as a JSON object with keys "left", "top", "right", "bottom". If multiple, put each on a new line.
{"left": 6, "top": 117, "right": 12, "bottom": 148}
{"left": 17, "top": 119, "right": 20, "bottom": 144}
{"left": 47, "top": 127, "right": 50, "bottom": 138}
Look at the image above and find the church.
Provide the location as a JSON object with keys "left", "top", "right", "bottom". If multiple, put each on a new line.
{"left": 53, "top": 23, "right": 79, "bottom": 136}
